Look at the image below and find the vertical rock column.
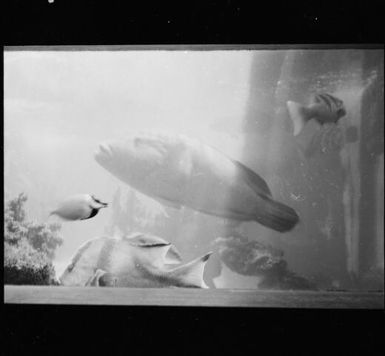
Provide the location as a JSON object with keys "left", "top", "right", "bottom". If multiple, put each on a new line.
{"left": 358, "top": 51, "right": 384, "bottom": 288}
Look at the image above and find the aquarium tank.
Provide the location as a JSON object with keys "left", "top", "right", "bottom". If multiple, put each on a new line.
{"left": 4, "top": 47, "right": 384, "bottom": 295}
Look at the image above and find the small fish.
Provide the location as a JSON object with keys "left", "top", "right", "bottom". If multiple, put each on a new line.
{"left": 59, "top": 233, "right": 212, "bottom": 288}
{"left": 94, "top": 130, "right": 299, "bottom": 232}
{"left": 49, "top": 194, "right": 108, "bottom": 221}
{"left": 287, "top": 93, "right": 347, "bottom": 136}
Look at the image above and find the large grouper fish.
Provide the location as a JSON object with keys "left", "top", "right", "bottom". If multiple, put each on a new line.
{"left": 94, "top": 130, "right": 299, "bottom": 232}
{"left": 59, "top": 233, "right": 211, "bottom": 288}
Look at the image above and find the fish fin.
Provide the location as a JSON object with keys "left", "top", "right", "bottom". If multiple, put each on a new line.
{"left": 171, "top": 252, "right": 212, "bottom": 288}
{"left": 82, "top": 208, "right": 98, "bottom": 220}
{"left": 124, "top": 233, "right": 170, "bottom": 247}
{"left": 165, "top": 245, "right": 183, "bottom": 264}
{"left": 86, "top": 269, "right": 108, "bottom": 287}
{"left": 125, "top": 233, "right": 180, "bottom": 267}
{"left": 254, "top": 196, "right": 299, "bottom": 232}
{"left": 287, "top": 101, "right": 311, "bottom": 136}
{"left": 232, "top": 160, "right": 272, "bottom": 197}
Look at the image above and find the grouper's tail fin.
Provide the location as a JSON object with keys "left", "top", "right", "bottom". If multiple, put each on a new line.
{"left": 287, "top": 101, "right": 311, "bottom": 136}
{"left": 171, "top": 252, "right": 212, "bottom": 288}
{"left": 255, "top": 196, "right": 299, "bottom": 232}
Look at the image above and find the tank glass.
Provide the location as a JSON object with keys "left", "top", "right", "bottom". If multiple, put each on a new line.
{"left": 4, "top": 47, "right": 384, "bottom": 294}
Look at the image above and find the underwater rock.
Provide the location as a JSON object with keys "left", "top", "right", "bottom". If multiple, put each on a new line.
{"left": 213, "top": 235, "right": 317, "bottom": 290}
{"left": 213, "top": 235, "right": 286, "bottom": 276}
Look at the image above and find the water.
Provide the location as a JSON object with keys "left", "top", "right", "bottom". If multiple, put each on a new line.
{"left": 4, "top": 48, "right": 384, "bottom": 291}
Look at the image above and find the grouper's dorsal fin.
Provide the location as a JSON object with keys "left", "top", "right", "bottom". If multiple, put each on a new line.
{"left": 232, "top": 160, "right": 272, "bottom": 197}
{"left": 124, "top": 233, "right": 183, "bottom": 267}
{"left": 124, "top": 232, "right": 170, "bottom": 247}
{"left": 124, "top": 233, "right": 180, "bottom": 268}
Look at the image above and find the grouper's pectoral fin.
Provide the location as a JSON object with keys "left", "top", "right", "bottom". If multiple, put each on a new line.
{"left": 125, "top": 233, "right": 170, "bottom": 246}
{"left": 232, "top": 159, "right": 272, "bottom": 197}
{"left": 165, "top": 245, "right": 183, "bottom": 264}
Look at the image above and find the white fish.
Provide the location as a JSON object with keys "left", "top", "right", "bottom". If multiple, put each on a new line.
{"left": 94, "top": 131, "right": 299, "bottom": 232}
{"left": 49, "top": 194, "right": 108, "bottom": 221}
{"left": 287, "top": 93, "right": 347, "bottom": 136}
{"left": 59, "top": 233, "right": 211, "bottom": 288}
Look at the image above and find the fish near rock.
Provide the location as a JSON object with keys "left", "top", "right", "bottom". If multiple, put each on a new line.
{"left": 59, "top": 233, "right": 212, "bottom": 288}
{"left": 94, "top": 130, "right": 299, "bottom": 232}
{"left": 287, "top": 93, "right": 347, "bottom": 136}
{"left": 49, "top": 194, "right": 108, "bottom": 221}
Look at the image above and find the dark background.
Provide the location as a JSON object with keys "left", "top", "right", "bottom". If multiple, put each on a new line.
{"left": 3, "top": 0, "right": 384, "bottom": 45}
{"left": 2, "top": 0, "right": 384, "bottom": 354}
{"left": 3, "top": 305, "right": 385, "bottom": 355}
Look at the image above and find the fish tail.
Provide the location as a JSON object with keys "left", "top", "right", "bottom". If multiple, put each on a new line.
{"left": 170, "top": 252, "right": 212, "bottom": 288}
{"left": 255, "top": 197, "right": 299, "bottom": 232}
{"left": 286, "top": 101, "right": 311, "bottom": 136}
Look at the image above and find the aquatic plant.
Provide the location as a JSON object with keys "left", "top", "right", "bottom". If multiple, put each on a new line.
{"left": 4, "top": 193, "right": 63, "bottom": 285}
